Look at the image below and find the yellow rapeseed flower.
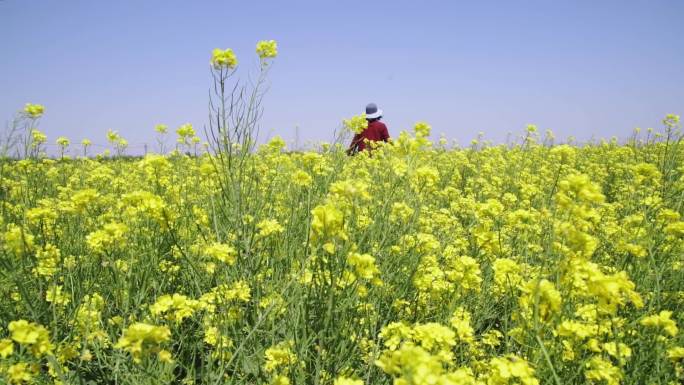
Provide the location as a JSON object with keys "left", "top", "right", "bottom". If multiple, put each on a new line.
{"left": 204, "top": 242, "right": 237, "bottom": 265}
{"left": 0, "top": 338, "right": 14, "bottom": 358}
{"left": 8, "top": 320, "right": 53, "bottom": 357}
{"left": 311, "top": 203, "right": 346, "bottom": 242}
{"left": 115, "top": 322, "right": 171, "bottom": 363}
{"left": 343, "top": 114, "right": 368, "bottom": 134}
{"left": 256, "top": 40, "right": 278, "bottom": 59}
{"left": 640, "top": 310, "right": 678, "bottom": 337}
{"left": 257, "top": 219, "right": 285, "bottom": 237}
{"left": 211, "top": 48, "right": 238, "bottom": 69}
{"left": 56, "top": 136, "right": 70, "bottom": 147}
{"left": 31, "top": 129, "right": 47, "bottom": 145}
{"left": 584, "top": 356, "right": 622, "bottom": 385}
{"left": 333, "top": 377, "right": 363, "bottom": 385}
{"left": 487, "top": 354, "right": 539, "bottom": 385}
{"left": 347, "top": 252, "right": 381, "bottom": 281}
{"left": 150, "top": 293, "right": 199, "bottom": 323}
{"left": 263, "top": 341, "right": 297, "bottom": 373}
{"left": 155, "top": 124, "right": 168, "bottom": 134}
{"left": 414, "top": 121, "right": 432, "bottom": 137}
{"left": 23, "top": 103, "right": 45, "bottom": 118}
{"left": 7, "top": 362, "right": 33, "bottom": 384}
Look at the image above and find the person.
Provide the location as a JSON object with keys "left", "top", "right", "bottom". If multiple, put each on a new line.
{"left": 347, "top": 103, "right": 390, "bottom": 155}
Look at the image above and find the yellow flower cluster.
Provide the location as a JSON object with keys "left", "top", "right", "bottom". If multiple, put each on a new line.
{"left": 114, "top": 322, "right": 171, "bottom": 363}
{"left": 150, "top": 294, "right": 199, "bottom": 324}
{"left": 311, "top": 202, "right": 346, "bottom": 242}
{"left": 203, "top": 242, "right": 237, "bottom": 265}
{"left": 263, "top": 340, "right": 297, "bottom": 373}
{"left": 343, "top": 114, "right": 368, "bottom": 134}
{"left": 23, "top": 103, "right": 45, "bottom": 118}
{"left": 257, "top": 218, "right": 285, "bottom": 237}
{"left": 414, "top": 121, "right": 431, "bottom": 137}
{"left": 55, "top": 136, "right": 70, "bottom": 147}
{"left": 333, "top": 377, "right": 363, "bottom": 385}
{"left": 33, "top": 243, "right": 61, "bottom": 277}
{"left": 7, "top": 320, "right": 53, "bottom": 358}
{"left": 85, "top": 221, "right": 128, "bottom": 253}
{"left": 346, "top": 252, "right": 381, "bottom": 282}
{"left": 518, "top": 278, "right": 562, "bottom": 322}
{"left": 487, "top": 355, "right": 539, "bottom": 385}
{"left": 30, "top": 129, "right": 47, "bottom": 146}
{"left": 641, "top": 310, "right": 679, "bottom": 337}
{"left": 211, "top": 48, "right": 238, "bottom": 70}
{"left": 155, "top": 123, "right": 168, "bottom": 134}
{"left": 256, "top": 40, "right": 278, "bottom": 59}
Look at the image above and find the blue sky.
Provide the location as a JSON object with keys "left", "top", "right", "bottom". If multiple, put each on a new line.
{"left": 1, "top": 0, "right": 683, "bottom": 153}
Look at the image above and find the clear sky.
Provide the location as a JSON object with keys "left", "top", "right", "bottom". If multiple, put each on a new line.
{"left": 1, "top": 0, "right": 683, "bottom": 153}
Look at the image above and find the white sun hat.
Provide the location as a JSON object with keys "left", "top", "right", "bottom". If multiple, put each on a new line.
{"left": 365, "top": 103, "right": 383, "bottom": 119}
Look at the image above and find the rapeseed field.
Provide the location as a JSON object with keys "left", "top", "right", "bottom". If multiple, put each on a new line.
{"left": 0, "top": 42, "right": 682, "bottom": 385}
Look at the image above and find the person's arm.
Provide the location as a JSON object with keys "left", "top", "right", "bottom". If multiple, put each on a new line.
{"left": 381, "top": 125, "right": 390, "bottom": 142}
{"left": 347, "top": 133, "right": 362, "bottom": 155}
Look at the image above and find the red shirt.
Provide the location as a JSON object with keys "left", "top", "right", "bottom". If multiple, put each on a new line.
{"left": 350, "top": 120, "right": 390, "bottom": 152}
